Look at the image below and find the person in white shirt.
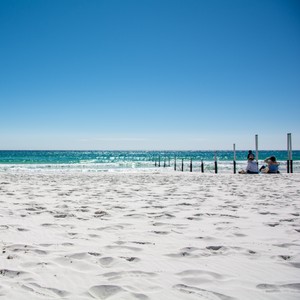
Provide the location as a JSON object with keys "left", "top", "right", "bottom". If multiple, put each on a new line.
{"left": 239, "top": 150, "right": 259, "bottom": 174}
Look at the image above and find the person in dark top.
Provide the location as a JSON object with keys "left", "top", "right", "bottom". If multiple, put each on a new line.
{"left": 260, "top": 156, "right": 280, "bottom": 173}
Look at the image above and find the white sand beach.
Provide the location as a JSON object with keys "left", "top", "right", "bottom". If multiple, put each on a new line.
{"left": 0, "top": 171, "right": 299, "bottom": 300}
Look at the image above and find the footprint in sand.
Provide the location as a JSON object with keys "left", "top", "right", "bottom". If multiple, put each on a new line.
{"left": 119, "top": 256, "right": 140, "bottom": 262}
{"left": 22, "top": 282, "right": 69, "bottom": 298}
{"left": 165, "top": 245, "right": 202, "bottom": 258}
{"left": 94, "top": 210, "right": 109, "bottom": 218}
{"left": 54, "top": 254, "right": 99, "bottom": 272}
{"left": 177, "top": 269, "right": 231, "bottom": 285}
{"left": 17, "top": 227, "right": 29, "bottom": 232}
{"left": 206, "top": 245, "right": 224, "bottom": 251}
{"left": 68, "top": 252, "right": 90, "bottom": 260}
{"left": 0, "top": 269, "right": 27, "bottom": 278}
{"left": 99, "top": 257, "right": 115, "bottom": 267}
{"left": 40, "top": 223, "right": 58, "bottom": 227}
{"left": 290, "top": 262, "right": 300, "bottom": 268}
{"left": 54, "top": 213, "right": 76, "bottom": 218}
{"left": 105, "top": 245, "right": 143, "bottom": 252}
{"left": 89, "top": 285, "right": 123, "bottom": 299}
{"left": 267, "top": 222, "right": 280, "bottom": 227}
{"left": 173, "top": 283, "right": 235, "bottom": 300}
{"left": 88, "top": 252, "right": 102, "bottom": 257}
{"left": 152, "top": 222, "right": 169, "bottom": 227}
{"left": 152, "top": 231, "right": 170, "bottom": 235}
{"left": 0, "top": 225, "right": 9, "bottom": 230}
{"left": 166, "top": 252, "right": 194, "bottom": 258}
{"left": 178, "top": 269, "right": 225, "bottom": 279}
{"left": 88, "top": 285, "right": 149, "bottom": 300}
{"left": 103, "top": 270, "right": 157, "bottom": 280}
{"left": 131, "top": 241, "right": 154, "bottom": 245}
{"left": 257, "top": 283, "right": 300, "bottom": 292}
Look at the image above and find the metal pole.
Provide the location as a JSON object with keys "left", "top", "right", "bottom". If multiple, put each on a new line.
{"left": 287, "top": 133, "right": 290, "bottom": 173}
{"left": 289, "top": 133, "right": 293, "bottom": 173}
{"left": 233, "top": 143, "right": 236, "bottom": 174}
{"left": 255, "top": 134, "right": 259, "bottom": 167}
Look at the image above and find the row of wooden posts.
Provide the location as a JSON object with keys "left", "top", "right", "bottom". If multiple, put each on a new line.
{"left": 154, "top": 133, "right": 294, "bottom": 174}
{"left": 154, "top": 156, "right": 222, "bottom": 173}
{"left": 154, "top": 157, "right": 206, "bottom": 172}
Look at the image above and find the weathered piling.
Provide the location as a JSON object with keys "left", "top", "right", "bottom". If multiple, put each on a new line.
{"left": 255, "top": 134, "right": 259, "bottom": 166}
{"left": 181, "top": 159, "right": 184, "bottom": 172}
{"left": 287, "top": 133, "right": 293, "bottom": 173}
{"left": 158, "top": 156, "right": 161, "bottom": 167}
{"left": 233, "top": 143, "right": 236, "bottom": 174}
{"left": 214, "top": 152, "right": 218, "bottom": 174}
{"left": 287, "top": 133, "right": 290, "bottom": 173}
{"left": 201, "top": 160, "right": 204, "bottom": 173}
{"left": 190, "top": 158, "right": 192, "bottom": 172}
{"left": 174, "top": 156, "right": 177, "bottom": 171}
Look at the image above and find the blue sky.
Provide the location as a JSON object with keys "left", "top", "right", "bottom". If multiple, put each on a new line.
{"left": 0, "top": 0, "right": 299, "bottom": 150}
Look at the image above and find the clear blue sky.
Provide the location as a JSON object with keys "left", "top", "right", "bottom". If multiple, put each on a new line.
{"left": 1, "top": 0, "right": 299, "bottom": 150}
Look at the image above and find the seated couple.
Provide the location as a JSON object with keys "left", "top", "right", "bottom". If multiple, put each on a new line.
{"left": 239, "top": 151, "right": 279, "bottom": 174}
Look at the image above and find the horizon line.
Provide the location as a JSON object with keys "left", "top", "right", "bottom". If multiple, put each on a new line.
{"left": 0, "top": 149, "right": 299, "bottom": 152}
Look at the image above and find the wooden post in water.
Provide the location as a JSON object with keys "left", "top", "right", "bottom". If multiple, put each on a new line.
{"left": 255, "top": 134, "right": 259, "bottom": 167}
{"left": 174, "top": 156, "right": 177, "bottom": 171}
{"left": 158, "top": 156, "right": 161, "bottom": 167}
{"left": 163, "top": 158, "right": 166, "bottom": 168}
{"left": 182, "top": 158, "right": 184, "bottom": 172}
{"left": 287, "top": 133, "right": 293, "bottom": 173}
{"left": 168, "top": 157, "right": 171, "bottom": 167}
{"left": 190, "top": 158, "right": 192, "bottom": 172}
{"left": 201, "top": 160, "right": 204, "bottom": 173}
{"left": 214, "top": 152, "right": 218, "bottom": 174}
{"left": 233, "top": 143, "right": 236, "bottom": 174}
{"left": 290, "top": 134, "right": 293, "bottom": 173}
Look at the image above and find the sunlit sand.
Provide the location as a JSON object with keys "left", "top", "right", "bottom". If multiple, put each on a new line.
{"left": 0, "top": 171, "right": 299, "bottom": 299}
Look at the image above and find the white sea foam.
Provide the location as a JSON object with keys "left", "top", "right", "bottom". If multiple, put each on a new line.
{"left": 0, "top": 159, "right": 299, "bottom": 174}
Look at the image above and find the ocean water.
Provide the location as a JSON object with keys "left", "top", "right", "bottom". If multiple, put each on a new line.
{"left": 0, "top": 150, "right": 299, "bottom": 173}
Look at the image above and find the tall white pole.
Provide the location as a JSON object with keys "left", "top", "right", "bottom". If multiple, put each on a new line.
{"left": 233, "top": 143, "right": 236, "bottom": 174}
{"left": 289, "top": 133, "right": 293, "bottom": 173}
{"left": 287, "top": 133, "right": 290, "bottom": 173}
{"left": 233, "top": 143, "right": 236, "bottom": 161}
{"left": 255, "top": 134, "right": 258, "bottom": 164}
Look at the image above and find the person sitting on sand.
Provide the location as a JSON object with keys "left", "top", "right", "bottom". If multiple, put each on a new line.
{"left": 260, "top": 156, "right": 280, "bottom": 173}
{"left": 239, "top": 150, "right": 259, "bottom": 174}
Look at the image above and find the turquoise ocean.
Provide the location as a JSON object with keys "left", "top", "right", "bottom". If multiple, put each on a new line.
{"left": 0, "top": 150, "right": 299, "bottom": 173}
